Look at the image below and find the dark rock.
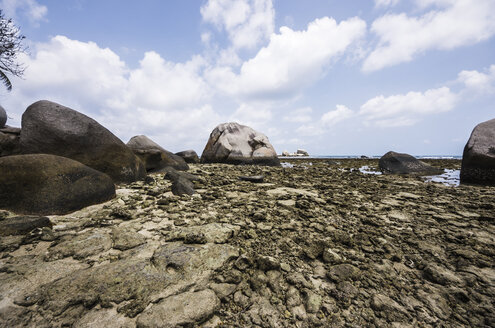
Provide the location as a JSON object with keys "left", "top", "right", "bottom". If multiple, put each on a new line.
{"left": 175, "top": 150, "right": 200, "bottom": 164}
{"left": 0, "top": 105, "right": 6, "bottom": 128}
{"left": 0, "top": 126, "right": 21, "bottom": 157}
{"left": 0, "top": 154, "right": 115, "bottom": 215}
{"left": 460, "top": 118, "right": 495, "bottom": 185}
{"left": 379, "top": 151, "right": 443, "bottom": 175}
{"left": 162, "top": 166, "right": 199, "bottom": 182}
{"left": 19, "top": 100, "right": 146, "bottom": 183}
{"left": 127, "top": 135, "right": 189, "bottom": 172}
{"left": 171, "top": 177, "right": 195, "bottom": 196}
{"left": 0, "top": 216, "right": 52, "bottom": 236}
{"left": 201, "top": 122, "right": 280, "bottom": 166}
{"left": 239, "top": 175, "right": 264, "bottom": 183}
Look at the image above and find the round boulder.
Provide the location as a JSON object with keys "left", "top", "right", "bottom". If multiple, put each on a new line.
{"left": 0, "top": 154, "right": 116, "bottom": 215}
{"left": 0, "top": 126, "right": 21, "bottom": 157}
{"left": 460, "top": 118, "right": 495, "bottom": 185}
{"left": 175, "top": 150, "right": 200, "bottom": 164}
{"left": 19, "top": 100, "right": 146, "bottom": 183}
{"left": 127, "top": 135, "right": 189, "bottom": 171}
{"left": 201, "top": 122, "right": 280, "bottom": 166}
{"left": 379, "top": 151, "right": 443, "bottom": 175}
{"left": 0, "top": 105, "right": 6, "bottom": 128}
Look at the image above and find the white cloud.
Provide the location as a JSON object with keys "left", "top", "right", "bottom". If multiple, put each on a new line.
{"left": 2, "top": 35, "right": 218, "bottom": 152}
{"left": 364, "top": 0, "right": 495, "bottom": 71}
{"left": 359, "top": 86, "right": 458, "bottom": 127}
{"left": 201, "top": 0, "right": 274, "bottom": 50}
{"left": 229, "top": 102, "right": 273, "bottom": 129}
{"left": 321, "top": 105, "right": 353, "bottom": 126}
{"left": 457, "top": 65, "right": 495, "bottom": 94}
{"left": 1, "top": 0, "right": 47, "bottom": 24}
{"left": 374, "top": 0, "right": 400, "bottom": 8}
{"left": 207, "top": 16, "right": 366, "bottom": 99}
{"left": 283, "top": 107, "right": 312, "bottom": 123}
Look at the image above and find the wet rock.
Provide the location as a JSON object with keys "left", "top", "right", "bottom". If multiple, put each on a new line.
{"left": 0, "top": 154, "right": 115, "bottom": 215}
{"left": 127, "top": 135, "right": 189, "bottom": 172}
{"left": 0, "top": 216, "right": 52, "bottom": 236}
{"left": 20, "top": 100, "right": 146, "bottom": 183}
{"left": 200, "top": 122, "right": 280, "bottom": 166}
{"left": 239, "top": 175, "right": 264, "bottom": 183}
{"left": 379, "top": 151, "right": 443, "bottom": 175}
{"left": 175, "top": 150, "right": 200, "bottom": 164}
{"left": 327, "top": 264, "right": 361, "bottom": 282}
{"left": 111, "top": 227, "right": 146, "bottom": 250}
{"left": 136, "top": 289, "right": 219, "bottom": 328}
{"left": 460, "top": 118, "right": 495, "bottom": 185}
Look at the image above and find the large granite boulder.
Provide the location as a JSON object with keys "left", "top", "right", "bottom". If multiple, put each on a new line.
{"left": 127, "top": 135, "right": 189, "bottom": 172}
{"left": 19, "top": 100, "right": 146, "bottom": 183}
{"left": 0, "top": 126, "right": 21, "bottom": 157}
{"left": 460, "top": 118, "right": 495, "bottom": 185}
{"left": 379, "top": 151, "right": 443, "bottom": 175}
{"left": 0, "top": 154, "right": 115, "bottom": 215}
{"left": 0, "top": 105, "right": 6, "bottom": 128}
{"left": 175, "top": 149, "right": 200, "bottom": 164}
{"left": 201, "top": 122, "right": 280, "bottom": 166}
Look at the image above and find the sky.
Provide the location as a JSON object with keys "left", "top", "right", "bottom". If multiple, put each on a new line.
{"left": 1, "top": 0, "right": 494, "bottom": 156}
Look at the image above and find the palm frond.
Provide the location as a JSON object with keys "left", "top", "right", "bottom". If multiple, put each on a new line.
{"left": 0, "top": 69, "right": 12, "bottom": 91}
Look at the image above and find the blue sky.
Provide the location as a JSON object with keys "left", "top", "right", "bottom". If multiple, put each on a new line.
{"left": 1, "top": 0, "right": 494, "bottom": 156}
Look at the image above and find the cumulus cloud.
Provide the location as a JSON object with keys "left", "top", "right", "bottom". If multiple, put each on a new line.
{"left": 457, "top": 65, "right": 495, "bottom": 94}
{"left": 206, "top": 16, "right": 367, "bottom": 99}
{"left": 359, "top": 87, "right": 458, "bottom": 127}
{"left": 1, "top": 0, "right": 47, "bottom": 24}
{"left": 2, "top": 35, "right": 218, "bottom": 151}
{"left": 229, "top": 102, "right": 273, "bottom": 129}
{"left": 201, "top": 0, "right": 274, "bottom": 50}
{"left": 321, "top": 105, "right": 353, "bottom": 126}
{"left": 364, "top": 0, "right": 495, "bottom": 71}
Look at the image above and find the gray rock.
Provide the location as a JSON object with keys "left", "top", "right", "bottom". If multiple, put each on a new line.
{"left": 0, "top": 216, "right": 52, "bottom": 236}
{"left": 0, "top": 105, "right": 6, "bottom": 128}
{"left": 0, "top": 154, "right": 115, "bottom": 215}
{"left": 0, "top": 126, "right": 21, "bottom": 157}
{"left": 379, "top": 151, "right": 443, "bottom": 175}
{"left": 111, "top": 227, "right": 146, "bottom": 251}
{"left": 45, "top": 231, "right": 113, "bottom": 261}
{"left": 171, "top": 176, "right": 195, "bottom": 196}
{"left": 201, "top": 122, "right": 280, "bottom": 166}
{"left": 175, "top": 150, "right": 200, "bottom": 164}
{"left": 136, "top": 289, "right": 219, "bottom": 328}
{"left": 19, "top": 100, "right": 146, "bottom": 183}
{"left": 460, "top": 118, "right": 495, "bottom": 185}
{"left": 327, "top": 264, "right": 360, "bottom": 282}
{"left": 127, "top": 135, "right": 189, "bottom": 172}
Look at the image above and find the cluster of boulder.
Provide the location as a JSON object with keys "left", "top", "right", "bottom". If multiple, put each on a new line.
{"left": 281, "top": 149, "right": 309, "bottom": 157}
{"left": 0, "top": 102, "right": 281, "bottom": 216}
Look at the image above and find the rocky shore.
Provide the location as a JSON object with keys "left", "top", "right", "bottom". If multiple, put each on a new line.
{"left": 1, "top": 158, "right": 494, "bottom": 327}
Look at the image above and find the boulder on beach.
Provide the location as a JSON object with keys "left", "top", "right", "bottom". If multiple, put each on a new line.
{"left": 127, "top": 135, "right": 189, "bottom": 172}
{"left": 19, "top": 100, "right": 146, "bottom": 183}
{"left": 0, "top": 105, "right": 7, "bottom": 128}
{"left": 379, "top": 151, "right": 443, "bottom": 175}
{"left": 460, "top": 118, "right": 495, "bottom": 185}
{"left": 201, "top": 122, "right": 280, "bottom": 166}
{"left": 0, "top": 154, "right": 115, "bottom": 215}
{"left": 297, "top": 149, "right": 309, "bottom": 156}
{"left": 281, "top": 150, "right": 290, "bottom": 156}
{"left": 175, "top": 149, "right": 200, "bottom": 164}
{"left": 0, "top": 125, "right": 21, "bottom": 157}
